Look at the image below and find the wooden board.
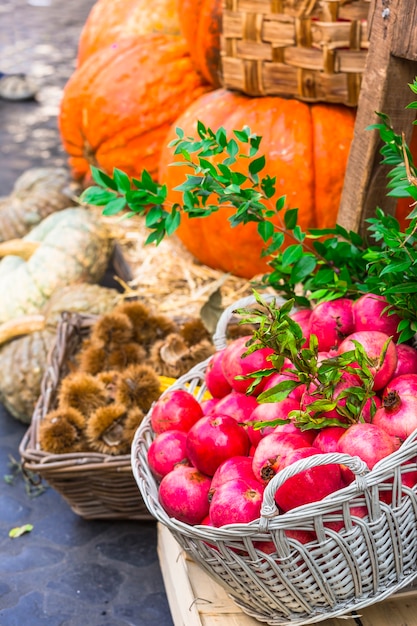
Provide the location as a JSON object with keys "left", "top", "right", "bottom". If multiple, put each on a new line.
{"left": 338, "top": 0, "right": 417, "bottom": 234}
{"left": 157, "top": 523, "right": 417, "bottom": 626}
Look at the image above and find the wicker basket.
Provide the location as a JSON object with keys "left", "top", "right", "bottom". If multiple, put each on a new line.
{"left": 19, "top": 311, "right": 165, "bottom": 521}
{"left": 131, "top": 295, "right": 417, "bottom": 625}
{"left": 221, "top": 0, "right": 371, "bottom": 105}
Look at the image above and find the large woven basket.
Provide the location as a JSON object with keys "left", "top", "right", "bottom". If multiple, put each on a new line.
{"left": 19, "top": 311, "right": 159, "bottom": 521}
{"left": 131, "top": 295, "right": 417, "bottom": 625}
{"left": 221, "top": 0, "right": 371, "bottom": 105}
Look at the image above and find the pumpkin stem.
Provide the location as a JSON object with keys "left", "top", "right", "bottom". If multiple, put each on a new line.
{"left": 0, "top": 239, "right": 40, "bottom": 261}
{"left": 0, "top": 315, "right": 45, "bottom": 346}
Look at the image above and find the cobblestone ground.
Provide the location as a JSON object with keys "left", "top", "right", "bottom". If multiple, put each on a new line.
{"left": 0, "top": 3, "right": 174, "bottom": 625}
{"left": 0, "top": 0, "right": 94, "bottom": 194}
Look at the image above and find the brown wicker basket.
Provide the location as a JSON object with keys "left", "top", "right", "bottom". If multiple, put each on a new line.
{"left": 19, "top": 311, "right": 157, "bottom": 521}
{"left": 221, "top": 0, "right": 371, "bottom": 105}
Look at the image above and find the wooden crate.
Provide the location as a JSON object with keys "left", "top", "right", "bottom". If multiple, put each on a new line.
{"left": 157, "top": 523, "right": 417, "bottom": 626}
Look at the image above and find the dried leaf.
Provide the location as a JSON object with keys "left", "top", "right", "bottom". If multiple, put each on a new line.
{"left": 200, "top": 288, "right": 224, "bottom": 334}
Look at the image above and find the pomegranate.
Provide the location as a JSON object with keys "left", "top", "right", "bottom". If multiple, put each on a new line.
{"left": 209, "top": 476, "right": 265, "bottom": 526}
{"left": 274, "top": 447, "right": 343, "bottom": 512}
{"left": 247, "top": 397, "right": 301, "bottom": 445}
{"left": 186, "top": 414, "right": 250, "bottom": 476}
{"left": 337, "top": 330, "right": 398, "bottom": 391}
{"left": 392, "top": 344, "right": 417, "bottom": 378}
{"left": 209, "top": 391, "right": 258, "bottom": 423}
{"left": 221, "top": 335, "right": 275, "bottom": 395}
{"left": 313, "top": 426, "right": 347, "bottom": 452}
{"left": 353, "top": 293, "right": 401, "bottom": 341}
{"left": 382, "top": 373, "right": 417, "bottom": 398}
{"left": 200, "top": 397, "right": 219, "bottom": 415}
{"left": 151, "top": 389, "right": 203, "bottom": 434}
{"left": 372, "top": 392, "right": 417, "bottom": 443}
{"left": 308, "top": 298, "right": 355, "bottom": 351}
{"left": 209, "top": 456, "right": 258, "bottom": 496}
{"left": 337, "top": 422, "right": 399, "bottom": 470}
{"left": 158, "top": 465, "right": 212, "bottom": 525}
{"left": 204, "top": 349, "right": 233, "bottom": 398}
{"left": 147, "top": 430, "right": 190, "bottom": 480}
{"left": 251, "top": 431, "right": 311, "bottom": 484}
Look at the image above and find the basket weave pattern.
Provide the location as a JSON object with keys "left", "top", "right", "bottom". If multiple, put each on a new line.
{"left": 131, "top": 296, "right": 417, "bottom": 625}
{"left": 221, "top": 0, "right": 371, "bottom": 105}
{"left": 19, "top": 312, "right": 153, "bottom": 521}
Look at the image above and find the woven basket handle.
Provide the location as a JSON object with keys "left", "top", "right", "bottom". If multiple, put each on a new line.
{"left": 212, "top": 293, "right": 287, "bottom": 351}
{"left": 259, "top": 452, "right": 370, "bottom": 531}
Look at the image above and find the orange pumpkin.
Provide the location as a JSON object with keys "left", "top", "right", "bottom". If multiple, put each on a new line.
{"left": 177, "top": 0, "right": 222, "bottom": 87}
{"left": 158, "top": 89, "right": 356, "bottom": 279}
{"left": 59, "top": 33, "right": 212, "bottom": 184}
{"left": 77, "top": 0, "right": 180, "bottom": 66}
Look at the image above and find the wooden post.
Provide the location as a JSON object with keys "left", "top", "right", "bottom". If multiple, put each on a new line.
{"left": 337, "top": 0, "right": 417, "bottom": 236}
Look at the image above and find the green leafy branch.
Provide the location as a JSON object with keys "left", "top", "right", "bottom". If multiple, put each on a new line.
{"left": 80, "top": 80, "right": 417, "bottom": 340}
{"left": 234, "top": 293, "right": 382, "bottom": 430}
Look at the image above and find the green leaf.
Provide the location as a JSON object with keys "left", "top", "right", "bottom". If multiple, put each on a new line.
{"left": 291, "top": 255, "right": 317, "bottom": 282}
{"left": 284, "top": 208, "right": 298, "bottom": 230}
{"left": 9, "top": 524, "right": 33, "bottom": 538}
{"left": 281, "top": 244, "right": 304, "bottom": 267}
{"left": 80, "top": 187, "right": 117, "bottom": 206}
{"left": 226, "top": 138, "right": 239, "bottom": 161}
{"left": 102, "top": 196, "right": 127, "bottom": 216}
{"left": 197, "top": 120, "right": 207, "bottom": 138}
{"left": 258, "top": 379, "right": 301, "bottom": 403}
{"left": 234, "top": 128, "right": 250, "bottom": 143}
{"left": 249, "top": 155, "right": 266, "bottom": 178}
{"left": 275, "top": 196, "right": 286, "bottom": 211}
{"left": 90, "top": 166, "right": 118, "bottom": 190}
{"left": 380, "top": 260, "right": 411, "bottom": 276}
{"left": 257, "top": 220, "right": 274, "bottom": 242}
{"left": 113, "top": 168, "right": 132, "bottom": 193}
{"left": 165, "top": 208, "right": 181, "bottom": 235}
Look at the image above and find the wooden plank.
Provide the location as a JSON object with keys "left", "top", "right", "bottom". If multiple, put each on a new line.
{"left": 158, "top": 523, "right": 417, "bottom": 626}
{"left": 157, "top": 523, "right": 203, "bottom": 626}
{"left": 337, "top": 0, "right": 417, "bottom": 235}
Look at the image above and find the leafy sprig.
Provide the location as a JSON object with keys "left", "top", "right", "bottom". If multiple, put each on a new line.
{"left": 234, "top": 293, "right": 380, "bottom": 431}
{"left": 80, "top": 79, "right": 417, "bottom": 340}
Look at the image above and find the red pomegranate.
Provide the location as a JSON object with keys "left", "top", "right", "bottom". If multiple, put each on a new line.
{"left": 308, "top": 298, "right": 355, "bottom": 351}
{"left": 337, "top": 330, "right": 397, "bottom": 391}
{"left": 186, "top": 414, "right": 250, "bottom": 476}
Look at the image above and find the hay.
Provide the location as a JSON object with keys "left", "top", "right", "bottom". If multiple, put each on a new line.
{"left": 104, "top": 213, "right": 266, "bottom": 322}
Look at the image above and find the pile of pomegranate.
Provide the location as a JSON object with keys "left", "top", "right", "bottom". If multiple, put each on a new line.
{"left": 146, "top": 293, "right": 417, "bottom": 534}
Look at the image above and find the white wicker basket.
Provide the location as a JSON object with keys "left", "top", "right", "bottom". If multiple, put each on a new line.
{"left": 131, "top": 296, "right": 417, "bottom": 625}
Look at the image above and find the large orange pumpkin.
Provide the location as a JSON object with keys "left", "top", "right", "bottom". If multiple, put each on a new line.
{"left": 176, "top": 0, "right": 222, "bottom": 87}
{"left": 158, "top": 89, "right": 356, "bottom": 279}
{"left": 59, "top": 33, "right": 212, "bottom": 184}
{"left": 77, "top": 0, "right": 181, "bottom": 66}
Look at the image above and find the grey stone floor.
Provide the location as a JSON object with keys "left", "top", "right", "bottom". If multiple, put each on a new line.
{"left": 0, "top": 2, "right": 174, "bottom": 625}
{"left": 0, "top": 0, "right": 92, "bottom": 195}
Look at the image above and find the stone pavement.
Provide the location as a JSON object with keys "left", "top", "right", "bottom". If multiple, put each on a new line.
{"left": 0, "top": 2, "right": 174, "bottom": 625}
{"left": 0, "top": 0, "right": 93, "bottom": 194}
